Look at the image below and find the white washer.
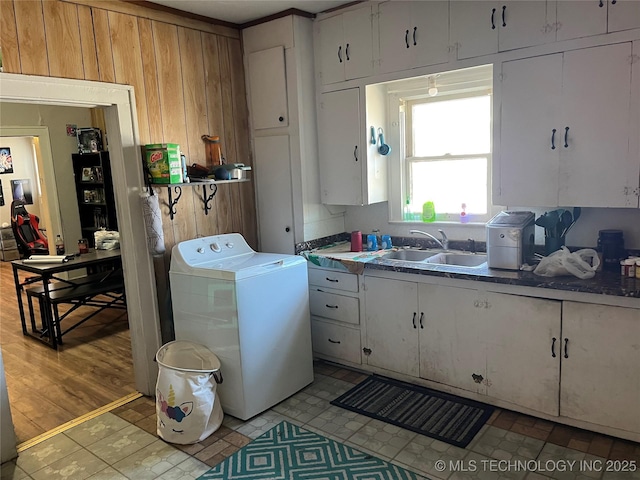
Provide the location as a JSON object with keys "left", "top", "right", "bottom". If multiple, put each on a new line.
{"left": 169, "top": 233, "right": 314, "bottom": 420}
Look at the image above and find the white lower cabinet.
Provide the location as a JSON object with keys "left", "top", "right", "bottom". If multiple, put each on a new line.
{"left": 364, "top": 276, "right": 419, "bottom": 377}
{"left": 419, "top": 284, "right": 561, "bottom": 415}
{"left": 308, "top": 265, "right": 361, "bottom": 365}
{"left": 560, "top": 302, "right": 640, "bottom": 434}
{"left": 418, "top": 284, "right": 487, "bottom": 395}
{"left": 311, "top": 320, "right": 361, "bottom": 365}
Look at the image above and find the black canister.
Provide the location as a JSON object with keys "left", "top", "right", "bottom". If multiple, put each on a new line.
{"left": 597, "top": 229, "right": 625, "bottom": 272}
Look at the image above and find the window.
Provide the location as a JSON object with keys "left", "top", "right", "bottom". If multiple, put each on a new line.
{"left": 385, "top": 65, "right": 494, "bottom": 223}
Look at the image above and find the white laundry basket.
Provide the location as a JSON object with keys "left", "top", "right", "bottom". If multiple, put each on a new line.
{"left": 155, "top": 341, "right": 224, "bottom": 444}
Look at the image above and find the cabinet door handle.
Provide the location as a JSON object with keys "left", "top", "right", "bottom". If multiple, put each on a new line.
{"left": 502, "top": 5, "right": 506, "bottom": 27}
{"left": 564, "top": 338, "right": 569, "bottom": 358}
{"left": 345, "top": 43, "right": 350, "bottom": 61}
{"left": 325, "top": 304, "right": 338, "bottom": 309}
{"left": 551, "top": 337, "right": 557, "bottom": 358}
{"left": 328, "top": 338, "right": 341, "bottom": 344}
{"left": 551, "top": 128, "right": 556, "bottom": 150}
{"left": 612, "top": 0, "right": 617, "bottom": 4}
{"left": 354, "top": 145, "right": 358, "bottom": 161}
{"left": 405, "top": 29, "right": 410, "bottom": 48}
{"left": 419, "top": 312, "right": 424, "bottom": 329}
{"left": 325, "top": 277, "right": 338, "bottom": 283}
{"left": 413, "top": 26, "right": 417, "bottom": 45}
{"left": 278, "top": 116, "right": 284, "bottom": 122}
{"left": 599, "top": 0, "right": 604, "bottom": 7}
{"left": 412, "top": 312, "right": 417, "bottom": 329}
{"left": 491, "top": 8, "right": 496, "bottom": 29}
{"left": 564, "top": 126, "right": 570, "bottom": 148}
{"left": 338, "top": 45, "right": 342, "bottom": 63}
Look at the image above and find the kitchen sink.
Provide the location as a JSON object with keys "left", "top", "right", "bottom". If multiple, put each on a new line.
{"left": 425, "top": 253, "right": 487, "bottom": 267}
{"left": 381, "top": 249, "right": 438, "bottom": 262}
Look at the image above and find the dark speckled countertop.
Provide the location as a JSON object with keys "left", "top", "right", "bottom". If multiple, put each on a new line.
{"left": 302, "top": 239, "right": 640, "bottom": 299}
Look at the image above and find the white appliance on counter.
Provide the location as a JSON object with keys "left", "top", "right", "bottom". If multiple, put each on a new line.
{"left": 169, "top": 233, "right": 313, "bottom": 420}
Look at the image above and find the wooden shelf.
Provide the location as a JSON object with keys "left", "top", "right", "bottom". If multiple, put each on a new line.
{"left": 151, "top": 178, "right": 251, "bottom": 220}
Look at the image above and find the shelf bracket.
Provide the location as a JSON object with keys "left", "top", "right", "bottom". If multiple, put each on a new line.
{"left": 167, "top": 185, "right": 182, "bottom": 220}
{"left": 201, "top": 183, "right": 218, "bottom": 215}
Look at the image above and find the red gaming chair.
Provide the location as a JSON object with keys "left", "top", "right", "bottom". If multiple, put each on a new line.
{"left": 10, "top": 200, "right": 49, "bottom": 257}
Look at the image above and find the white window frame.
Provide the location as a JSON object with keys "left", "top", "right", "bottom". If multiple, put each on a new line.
{"left": 387, "top": 80, "right": 496, "bottom": 225}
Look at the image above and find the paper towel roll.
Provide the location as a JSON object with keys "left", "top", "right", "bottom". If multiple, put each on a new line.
{"left": 23, "top": 255, "right": 70, "bottom": 264}
{"left": 141, "top": 191, "right": 165, "bottom": 255}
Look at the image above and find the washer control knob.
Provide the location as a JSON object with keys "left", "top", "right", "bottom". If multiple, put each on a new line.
{"left": 226, "top": 242, "right": 234, "bottom": 249}
{"left": 196, "top": 247, "right": 205, "bottom": 254}
{"left": 210, "top": 242, "right": 221, "bottom": 252}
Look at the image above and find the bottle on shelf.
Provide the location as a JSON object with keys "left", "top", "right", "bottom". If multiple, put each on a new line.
{"left": 55, "top": 234, "right": 65, "bottom": 255}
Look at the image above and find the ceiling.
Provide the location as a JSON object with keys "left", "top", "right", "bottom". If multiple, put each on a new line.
{"left": 146, "top": 0, "right": 357, "bottom": 26}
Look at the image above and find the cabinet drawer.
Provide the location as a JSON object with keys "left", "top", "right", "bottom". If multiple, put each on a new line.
{"left": 309, "top": 288, "right": 359, "bottom": 325}
{"left": 308, "top": 268, "right": 358, "bottom": 292}
{"left": 1, "top": 239, "right": 17, "bottom": 250}
{"left": 311, "top": 319, "right": 361, "bottom": 364}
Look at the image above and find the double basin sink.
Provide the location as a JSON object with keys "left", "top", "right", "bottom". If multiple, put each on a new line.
{"left": 382, "top": 249, "right": 487, "bottom": 268}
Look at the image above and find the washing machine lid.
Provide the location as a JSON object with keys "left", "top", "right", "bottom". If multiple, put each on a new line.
{"left": 170, "top": 233, "right": 305, "bottom": 280}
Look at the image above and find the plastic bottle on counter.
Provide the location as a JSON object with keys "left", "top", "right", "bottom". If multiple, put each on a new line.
{"left": 350, "top": 231, "right": 363, "bottom": 252}
{"left": 55, "top": 234, "right": 65, "bottom": 255}
{"left": 422, "top": 201, "right": 436, "bottom": 223}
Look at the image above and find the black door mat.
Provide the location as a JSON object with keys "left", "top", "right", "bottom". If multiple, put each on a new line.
{"left": 331, "top": 374, "right": 494, "bottom": 448}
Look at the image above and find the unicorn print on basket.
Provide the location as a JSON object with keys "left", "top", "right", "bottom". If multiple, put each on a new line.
{"left": 157, "top": 385, "right": 193, "bottom": 433}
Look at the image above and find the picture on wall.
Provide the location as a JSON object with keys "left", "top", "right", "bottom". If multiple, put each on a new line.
{"left": 0, "top": 180, "right": 4, "bottom": 207}
{"left": 11, "top": 179, "right": 33, "bottom": 205}
{"left": 0, "top": 147, "right": 13, "bottom": 174}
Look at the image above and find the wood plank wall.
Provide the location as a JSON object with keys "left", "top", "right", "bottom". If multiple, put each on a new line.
{"left": 0, "top": 0, "right": 257, "bottom": 339}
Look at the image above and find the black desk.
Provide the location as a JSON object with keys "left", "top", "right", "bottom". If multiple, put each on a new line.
{"left": 11, "top": 249, "right": 124, "bottom": 348}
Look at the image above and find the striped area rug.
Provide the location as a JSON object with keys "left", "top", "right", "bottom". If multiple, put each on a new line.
{"left": 198, "top": 421, "right": 421, "bottom": 479}
{"left": 331, "top": 375, "right": 494, "bottom": 448}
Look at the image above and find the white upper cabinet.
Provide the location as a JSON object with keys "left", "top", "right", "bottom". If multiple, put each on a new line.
{"left": 556, "top": 0, "right": 640, "bottom": 41}
{"left": 559, "top": 43, "right": 636, "bottom": 207}
{"left": 378, "top": 1, "right": 449, "bottom": 74}
{"left": 318, "top": 88, "right": 363, "bottom": 205}
{"left": 608, "top": 0, "right": 640, "bottom": 33}
{"left": 247, "top": 46, "right": 288, "bottom": 130}
{"left": 498, "top": 42, "right": 639, "bottom": 208}
{"left": 499, "top": 53, "right": 563, "bottom": 207}
{"left": 318, "top": 6, "right": 374, "bottom": 85}
{"left": 451, "top": 1, "right": 553, "bottom": 60}
{"left": 555, "top": 0, "right": 608, "bottom": 41}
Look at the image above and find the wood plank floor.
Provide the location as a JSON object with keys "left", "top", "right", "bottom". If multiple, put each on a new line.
{"left": 0, "top": 260, "right": 136, "bottom": 444}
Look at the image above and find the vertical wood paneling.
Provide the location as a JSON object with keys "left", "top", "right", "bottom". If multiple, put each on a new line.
{"left": 215, "top": 185, "right": 234, "bottom": 234}
{"left": 227, "top": 37, "right": 257, "bottom": 246}
{"left": 202, "top": 33, "right": 224, "bottom": 143}
{"left": 92, "top": 8, "right": 115, "bottom": 83}
{"left": 217, "top": 36, "right": 237, "bottom": 165}
{"left": 177, "top": 27, "right": 208, "bottom": 164}
{"left": 108, "top": 11, "right": 150, "bottom": 144}
{"left": 152, "top": 20, "right": 196, "bottom": 243}
{"left": 14, "top": 0, "right": 49, "bottom": 75}
{"left": 0, "top": 0, "right": 21, "bottom": 73}
{"left": 228, "top": 38, "right": 251, "bottom": 166}
{"left": 230, "top": 184, "right": 243, "bottom": 233}
{"left": 194, "top": 184, "right": 219, "bottom": 237}
{"left": 77, "top": 5, "right": 99, "bottom": 81}
{"left": 43, "top": 1, "right": 84, "bottom": 79}
{"left": 138, "top": 17, "right": 163, "bottom": 144}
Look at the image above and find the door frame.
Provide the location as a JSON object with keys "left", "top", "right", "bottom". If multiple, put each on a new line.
{"left": 0, "top": 127, "right": 59, "bottom": 255}
{"left": 0, "top": 73, "right": 162, "bottom": 396}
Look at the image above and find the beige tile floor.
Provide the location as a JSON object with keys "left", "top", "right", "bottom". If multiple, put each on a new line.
{"left": 2, "top": 361, "right": 639, "bottom": 480}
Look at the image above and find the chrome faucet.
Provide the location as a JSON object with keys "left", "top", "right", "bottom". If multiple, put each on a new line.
{"left": 409, "top": 229, "right": 449, "bottom": 250}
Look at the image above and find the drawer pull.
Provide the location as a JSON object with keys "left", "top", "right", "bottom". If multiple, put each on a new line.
{"left": 328, "top": 338, "right": 341, "bottom": 344}
{"left": 325, "top": 277, "right": 339, "bottom": 283}
{"left": 325, "top": 304, "right": 338, "bottom": 309}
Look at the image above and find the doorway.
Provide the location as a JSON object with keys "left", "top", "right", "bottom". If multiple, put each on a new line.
{"left": 0, "top": 73, "right": 163, "bottom": 451}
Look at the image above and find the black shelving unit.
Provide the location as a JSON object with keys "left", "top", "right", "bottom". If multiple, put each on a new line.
{"left": 72, "top": 152, "right": 117, "bottom": 247}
